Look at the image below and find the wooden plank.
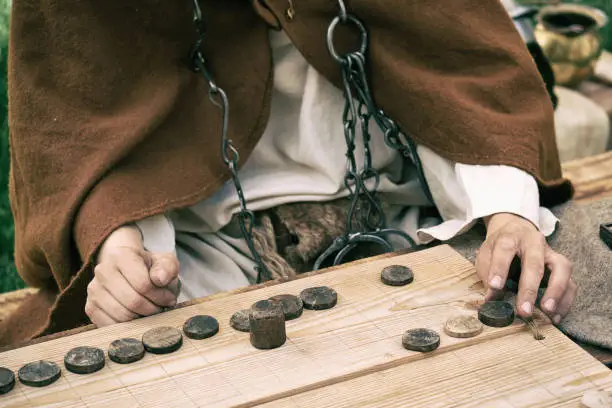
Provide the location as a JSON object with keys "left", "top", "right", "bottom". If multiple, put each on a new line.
{"left": 265, "top": 326, "right": 612, "bottom": 408}
{"left": 562, "top": 151, "right": 612, "bottom": 202}
{"left": 0, "top": 245, "right": 609, "bottom": 408}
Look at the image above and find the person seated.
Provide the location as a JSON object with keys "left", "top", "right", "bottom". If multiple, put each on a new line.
{"left": 2, "top": 0, "right": 577, "bottom": 344}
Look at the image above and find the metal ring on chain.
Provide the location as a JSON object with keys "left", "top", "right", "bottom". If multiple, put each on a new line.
{"left": 333, "top": 233, "right": 393, "bottom": 266}
{"left": 326, "top": 14, "right": 368, "bottom": 64}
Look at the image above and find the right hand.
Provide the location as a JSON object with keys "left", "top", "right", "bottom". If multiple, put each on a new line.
{"left": 85, "top": 224, "right": 180, "bottom": 327}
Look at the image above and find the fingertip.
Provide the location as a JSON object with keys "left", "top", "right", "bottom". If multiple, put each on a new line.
{"left": 489, "top": 275, "right": 503, "bottom": 290}
{"left": 543, "top": 298, "right": 557, "bottom": 313}
{"left": 519, "top": 301, "right": 533, "bottom": 317}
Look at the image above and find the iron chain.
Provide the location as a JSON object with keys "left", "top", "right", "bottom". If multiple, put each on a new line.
{"left": 312, "top": 0, "right": 420, "bottom": 269}
{"left": 188, "top": 0, "right": 271, "bottom": 283}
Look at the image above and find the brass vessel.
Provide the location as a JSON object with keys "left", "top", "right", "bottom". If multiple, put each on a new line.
{"left": 534, "top": 4, "right": 608, "bottom": 87}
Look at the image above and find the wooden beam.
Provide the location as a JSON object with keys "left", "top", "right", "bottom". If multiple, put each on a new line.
{"left": 562, "top": 151, "right": 612, "bottom": 202}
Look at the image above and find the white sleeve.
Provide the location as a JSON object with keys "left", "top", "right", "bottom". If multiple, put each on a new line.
{"left": 134, "top": 214, "right": 177, "bottom": 254}
{"left": 415, "top": 145, "right": 559, "bottom": 244}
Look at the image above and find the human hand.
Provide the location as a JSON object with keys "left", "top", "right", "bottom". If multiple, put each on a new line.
{"left": 85, "top": 224, "right": 180, "bottom": 327}
{"left": 476, "top": 213, "right": 576, "bottom": 324}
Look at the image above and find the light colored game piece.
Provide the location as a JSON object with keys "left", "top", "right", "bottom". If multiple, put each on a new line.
{"left": 142, "top": 327, "right": 183, "bottom": 354}
{"left": 444, "top": 315, "right": 484, "bottom": 338}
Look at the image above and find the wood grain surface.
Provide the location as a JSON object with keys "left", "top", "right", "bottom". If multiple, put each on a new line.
{"left": 562, "top": 150, "right": 612, "bottom": 203}
{"left": 0, "top": 245, "right": 609, "bottom": 408}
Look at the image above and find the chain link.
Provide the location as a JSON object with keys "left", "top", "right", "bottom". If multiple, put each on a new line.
{"left": 188, "top": 0, "right": 271, "bottom": 283}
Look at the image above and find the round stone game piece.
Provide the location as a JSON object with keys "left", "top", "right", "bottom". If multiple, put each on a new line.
{"left": 249, "top": 300, "right": 286, "bottom": 350}
{"left": 0, "top": 367, "right": 15, "bottom": 395}
{"left": 478, "top": 301, "right": 515, "bottom": 328}
{"left": 64, "top": 346, "right": 106, "bottom": 374}
{"left": 402, "top": 328, "right": 441, "bottom": 352}
{"left": 18, "top": 361, "right": 61, "bottom": 387}
{"left": 183, "top": 315, "right": 220, "bottom": 340}
{"left": 300, "top": 286, "right": 338, "bottom": 310}
{"left": 381, "top": 265, "right": 414, "bottom": 286}
{"left": 230, "top": 309, "right": 251, "bottom": 332}
{"left": 108, "top": 338, "right": 146, "bottom": 364}
{"left": 142, "top": 326, "right": 183, "bottom": 354}
{"left": 443, "top": 315, "right": 483, "bottom": 338}
{"left": 268, "top": 294, "right": 304, "bottom": 320}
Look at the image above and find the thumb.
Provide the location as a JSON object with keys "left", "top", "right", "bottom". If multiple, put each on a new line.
{"left": 147, "top": 252, "right": 180, "bottom": 287}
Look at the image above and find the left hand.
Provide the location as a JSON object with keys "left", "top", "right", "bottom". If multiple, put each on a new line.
{"left": 476, "top": 213, "right": 576, "bottom": 324}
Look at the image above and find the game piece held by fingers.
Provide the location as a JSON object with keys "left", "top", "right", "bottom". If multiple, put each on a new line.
{"left": 478, "top": 301, "right": 516, "bottom": 328}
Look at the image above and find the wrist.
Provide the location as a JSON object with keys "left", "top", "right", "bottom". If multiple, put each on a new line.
{"left": 484, "top": 212, "right": 537, "bottom": 234}
{"left": 97, "top": 224, "right": 143, "bottom": 263}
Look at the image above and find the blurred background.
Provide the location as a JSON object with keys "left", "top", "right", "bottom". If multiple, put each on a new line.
{"left": 0, "top": 0, "right": 611, "bottom": 293}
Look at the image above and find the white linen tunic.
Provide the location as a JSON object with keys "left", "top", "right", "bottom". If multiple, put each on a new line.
{"left": 136, "top": 30, "right": 558, "bottom": 303}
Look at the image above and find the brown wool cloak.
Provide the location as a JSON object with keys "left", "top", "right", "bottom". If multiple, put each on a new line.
{"left": 1, "top": 0, "right": 572, "bottom": 346}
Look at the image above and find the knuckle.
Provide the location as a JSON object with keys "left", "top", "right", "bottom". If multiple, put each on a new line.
{"left": 118, "top": 309, "right": 136, "bottom": 322}
{"left": 529, "top": 263, "right": 545, "bottom": 279}
{"left": 84, "top": 302, "right": 95, "bottom": 318}
{"left": 563, "top": 257, "right": 574, "bottom": 272}
{"left": 535, "top": 233, "right": 546, "bottom": 246}
{"left": 93, "top": 264, "right": 105, "bottom": 276}
{"left": 125, "top": 296, "right": 142, "bottom": 312}
{"left": 522, "top": 288, "right": 538, "bottom": 299}
{"left": 86, "top": 280, "right": 98, "bottom": 297}
{"left": 132, "top": 279, "right": 152, "bottom": 295}
{"left": 497, "top": 234, "right": 518, "bottom": 251}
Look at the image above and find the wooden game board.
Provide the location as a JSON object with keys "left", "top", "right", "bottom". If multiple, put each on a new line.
{"left": 0, "top": 245, "right": 610, "bottom": 408}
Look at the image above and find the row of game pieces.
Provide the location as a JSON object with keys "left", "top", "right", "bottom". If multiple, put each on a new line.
{"left": 0, "top": 285, "right": 339, "bottom": 396}
{"left": 0, "top": 264, "right": 519, "bottom": 396}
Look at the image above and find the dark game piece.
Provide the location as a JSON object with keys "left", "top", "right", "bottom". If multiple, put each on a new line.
{"left": 268, "top": 294, "right": 304, "bottom": 320}
{"left": 381, "top": 265, "right": 414, "bottom": 286}
{"left": 402, "top": 328, "right": 441, "bottom": 352}
{"left": 249, "top": 300, "right": 286, "bottom": 350}
{"left": 108, "top": 338, "right": 146, "bottom": 364}
{"left": 18, "top": 361, "right": 61, "bottom": 387}
{"left": 230, "top": 309, "right": 251, "bottom": 332}
{"left": 300, "top": 286, "right": 338, "bottom": 310}
{"left": 64, "top": 346, "right": 106, "bottom": 374}
{"left": 183, "top": 315, "right": 220, "bottom": 340}
{"left": 478, "top": 301, "right": 515, "bottom": 328}
{"left": 0, "top": 367, "right": 15, "bottom": 395}
{"left": 142, "top": 326, "right": 183, "bottom": 354}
